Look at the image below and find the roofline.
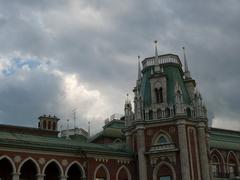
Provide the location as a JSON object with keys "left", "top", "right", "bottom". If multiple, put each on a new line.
{"left": 210, "top": 127, "right": 240, "bottom": 134}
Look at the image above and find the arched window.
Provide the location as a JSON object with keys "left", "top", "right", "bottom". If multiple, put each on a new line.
{"left": 0, "top": 157, "right": 15, "bottom": 180}
{"left": 165, "top": 108, "right": 170, "bottom": 118}
{"left": 48, "top": 121, "right": 51, "bottom": 130}
{"left": 149, "top": 110, "right": 153, "bottom": 120}
{"left": 159, "top": 88, "right": 163, "bottom": 103}
{"left": 155, "top": 88, "right": 163, "bottom": 104}
{"left": 186, "top": 107, "right": 191, "bottom": 117}
{"left": 43, "top": 120, "right": 46, "bottom": 129}
{"left": 158, "top": 136, "right": 168, "bottom": 144}
{"left": 157, "top": 109, "right": 162, "bottom": 119}
{"left": 53, "top": 122, "right": 56, "bottom": 130}
{"left": 211, "top": 155, "right": 220, "bottom": 178}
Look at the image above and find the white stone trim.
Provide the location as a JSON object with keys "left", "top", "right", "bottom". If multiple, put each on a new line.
{"left": 93, "top": 163, "right": 110, "bottom": 180}
{"left": 42, "top": 159, "right": 64, "bottom": 176}
{"left": 17, "top": 157, "right": 41, "bottom": 174}
{"left": 153, "top": 161, "right": 176, "bottom": 180}
{"left": 0, "top": 155, "right": 16, "bottom": 173}
{"left": 65, "top": 160, "right": 86, "bottom": 178}
{"left": 116, "top": 165, "right": 132, "bottom": 180}
{"left": 210, "top": 149, "right": 226, "bottom": 173}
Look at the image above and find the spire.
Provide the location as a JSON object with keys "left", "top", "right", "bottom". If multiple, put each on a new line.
{"left": 154, "top": 40, "right": 159, "bottom": 65}
{"left": 182, "top": 47, "right": 191, "bottom": 78}
{"left": 138, "top": 56, "right": 141, "bottom": 81}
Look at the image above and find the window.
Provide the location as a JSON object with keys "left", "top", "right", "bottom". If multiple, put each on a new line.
{"left": 211, "top": 156, "right": 220, "bottom": 177}
{"left": 157, "top": 109, "right": 162, "bottom": 119}
{"left": 165, "top": 108, "right": 170, "bottom": 118}
{"left": 43, "top": 121, "right": 46, "bottom": 129}
{"left": 149, "top": 110, "right": 153, "bottom": 120}
{"left": 158, "top": 136, "right": 168, "bottom": 144}
{"left": 160, "top": 176, "right": 171, "bottom": 180}
{"left": 155, "top": 88, "right": 163, "bottom": 103}
{"left": 186, "top": 107, "right": 191, "bottom": 117}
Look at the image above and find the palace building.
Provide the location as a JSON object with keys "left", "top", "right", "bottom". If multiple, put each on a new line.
{"left": 0, "top": 44, "right": 239, "bottom": 180}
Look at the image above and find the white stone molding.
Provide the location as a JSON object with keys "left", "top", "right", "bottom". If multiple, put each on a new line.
{"left": 13, "top": 156, "right": 21, "bottom": 163}
{"left": 93, "top": 163, "right": 110, "bottom": 180}
{"left": 0, "top": 155, "right": 17, "bottom": 173}
{"left": 42, "top": 159, "right": 64, "bottom": 176}
{"left": 36, "top": 174, "right": 45, "bottom": 180}
{"left": 65, "top": 161, "right": 86, "bottom": 178}
{"left": 153, "top": 161, "right": 176, "bottom": 180}
{"left": 17, "top": 157, "right": 41, "bottom": 174}
{"left": 116, "top": 165, "right": 132, "bottom": 180}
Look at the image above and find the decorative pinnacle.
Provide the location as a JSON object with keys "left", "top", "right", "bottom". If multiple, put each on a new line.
{"left": 137, "top": 56, "right": 141, "bottom": 81}
{"left": 154, "top": 40, "right": 159, "bottom": 65}
{"left": 182, "top": 46, "right": 191, "bottom": 78}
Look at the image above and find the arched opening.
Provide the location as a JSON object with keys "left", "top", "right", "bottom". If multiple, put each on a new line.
{"left": 165, "top": 108, "right": 170, "bottom": 118}
{"left": 157, "top": 109, "right": 162, "bottom": 119}
{"left": 227, "top": 152, "right": 239, "bottom": 178}
{"left": 116, "top": 166, "right": 131, "bottom": 180}
{"left": 20, "top": 160, "right": 38, "bottom": 180}
{"left": 153, "top": 162, "right": 176, "bottom": 180}
{"left": 67, "top": 163, "right": 82, "bottom": 180}
{"left": 186, "top": 107, "right": 191, "bottom": 117}
{"left": 211, "top": 155, "right": 221, "bottom": 177}
{"left": 155, "top": 88, "right": 163, "bottom": 104}
{"left": 0, "top": 157, "right": 14, "bottom": 180}
{"left": 43, "top": 120, "right": 46, "bottom": 129}
{"left": 94, "top": 164, "right": 110, "bottom": 180}
{"left": 44, "top": 162, "right": 61, "bottom": 180}
{"left": 149, "top": 110, "right": 153, "bottom": 120}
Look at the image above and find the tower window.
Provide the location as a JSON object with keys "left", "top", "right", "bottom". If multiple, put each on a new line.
{"left": 43, "top": 121, "right": 46, "bottom": 129}
{"left": 165, "top": 108, "right": 170, "bottom": 118}
{"left": 158, "top": 136, "right": 168, "bottom": 144}
{"left": 157, "top": 109, "right": 162, "bottom": 119}
{"left": 155, "top": 87, "right": 163, "bottom": 103}
{"left": 149, "top": 110, "right": 153, "bottom": 120}
{"left": 186, "top": 107, "right": 191, "bottom": 117}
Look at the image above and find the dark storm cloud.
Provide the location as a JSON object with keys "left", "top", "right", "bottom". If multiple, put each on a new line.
{"left": 0, "top": 0, "right": 239, "bottom": 130}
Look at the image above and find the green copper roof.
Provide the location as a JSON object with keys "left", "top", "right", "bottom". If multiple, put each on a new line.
{"left": 209, "top": 128, "right": 240, "bottom": 151}
{"left": 140, "top": 64, "right": 191, "bottom": 108}
{"left": 0, "top": 131, "right": 131, "bottom": 156}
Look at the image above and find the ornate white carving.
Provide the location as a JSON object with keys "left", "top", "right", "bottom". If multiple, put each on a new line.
{"left": 14, "top": 155, "right": 21, "bottom": 163}
{"left": 61, "top": 159, "right": 68, "bottom": 166}
{"left": 38, "top": 158, "right": 46, "bottom": 165}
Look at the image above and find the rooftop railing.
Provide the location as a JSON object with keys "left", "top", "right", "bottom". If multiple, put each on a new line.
{"left": 149, "top": 143, "right": 176, "bottom": 152}
{"left": 142, "top": 54, "right": 182, "bottom": 69}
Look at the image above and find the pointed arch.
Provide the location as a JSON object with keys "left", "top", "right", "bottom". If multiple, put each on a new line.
{"left": 65, "top": 161, "right": 86, "bottom": 178}
{"left": 116, "top": 165, "right": 132, "bottom": 180}
{"left": 151, "top": 129, "right": 172, "bottom": 145}
{"left": 226, "top": 151, "right": 239, "bottom": 177}
{"left": 17, "top": 157, "right": 40, "bottom": 174}
{"left": 210, "top": 149, "right": 226, "bottom": 176}
{"left": 0, "top": 155, "right": 16, "bottom": 173}
{"left": 153, "top": 161, "right": 176, "bottom": 180}
{"left": 42, "top": 159, "right": 64, "bottom": 176}
{"left": 93, "top": 163, "right": 110, "bottom": 180}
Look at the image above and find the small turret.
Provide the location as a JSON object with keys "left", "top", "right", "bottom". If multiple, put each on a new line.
{"left": 124, "top": 94, "right": 134, "bottom": 127}
{"left": 38, "top": 115, "right": 59, "bottom": 131}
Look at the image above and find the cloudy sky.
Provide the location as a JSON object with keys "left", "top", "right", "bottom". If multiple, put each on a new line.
{"left": 0, "top": 0, "right": 239, "bottom": 133}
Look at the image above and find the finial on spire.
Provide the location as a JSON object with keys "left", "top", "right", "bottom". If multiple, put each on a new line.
{"left": 182, "top": 46, "right": 191, "bottom": 78}
{"left": 154, "top": 40, "right": 159, "bottom": 65}
{"left": 138, "top": 56, "right": 141, "bottom": 81}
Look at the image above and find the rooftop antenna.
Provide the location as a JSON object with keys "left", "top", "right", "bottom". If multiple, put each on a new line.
{"left": 72, "top": 108, "right": 78, "bottom": 130}
{"left": 88, "top": 121, "right": 91, "bottom": 138}
{"left": 66, "top": 119, "right": 70, "bottom": 139}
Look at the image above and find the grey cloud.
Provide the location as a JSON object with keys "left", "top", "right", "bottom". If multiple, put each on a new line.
{"left": 0, "top": 0, "right": 239, "bottom": 130}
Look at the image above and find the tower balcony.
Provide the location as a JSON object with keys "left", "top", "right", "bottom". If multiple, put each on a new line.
{"left": 142, "top": 54, "right": 182, "bottom": 69}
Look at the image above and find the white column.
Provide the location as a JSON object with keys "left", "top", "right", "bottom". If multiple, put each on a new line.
{"left": 197, "top": 122, "right": 211, "bottom": 180}
{"left": 12, "top": 173, "right": 20, "bottom": 180}
{"left": 177, "top": 120, "right": 191, "bottom": 180}
{"left": 136, "top": 125, "right": 147, "bottom": 180}
{"left": 36, "top": 174, "right": 45, "bottom": 180}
